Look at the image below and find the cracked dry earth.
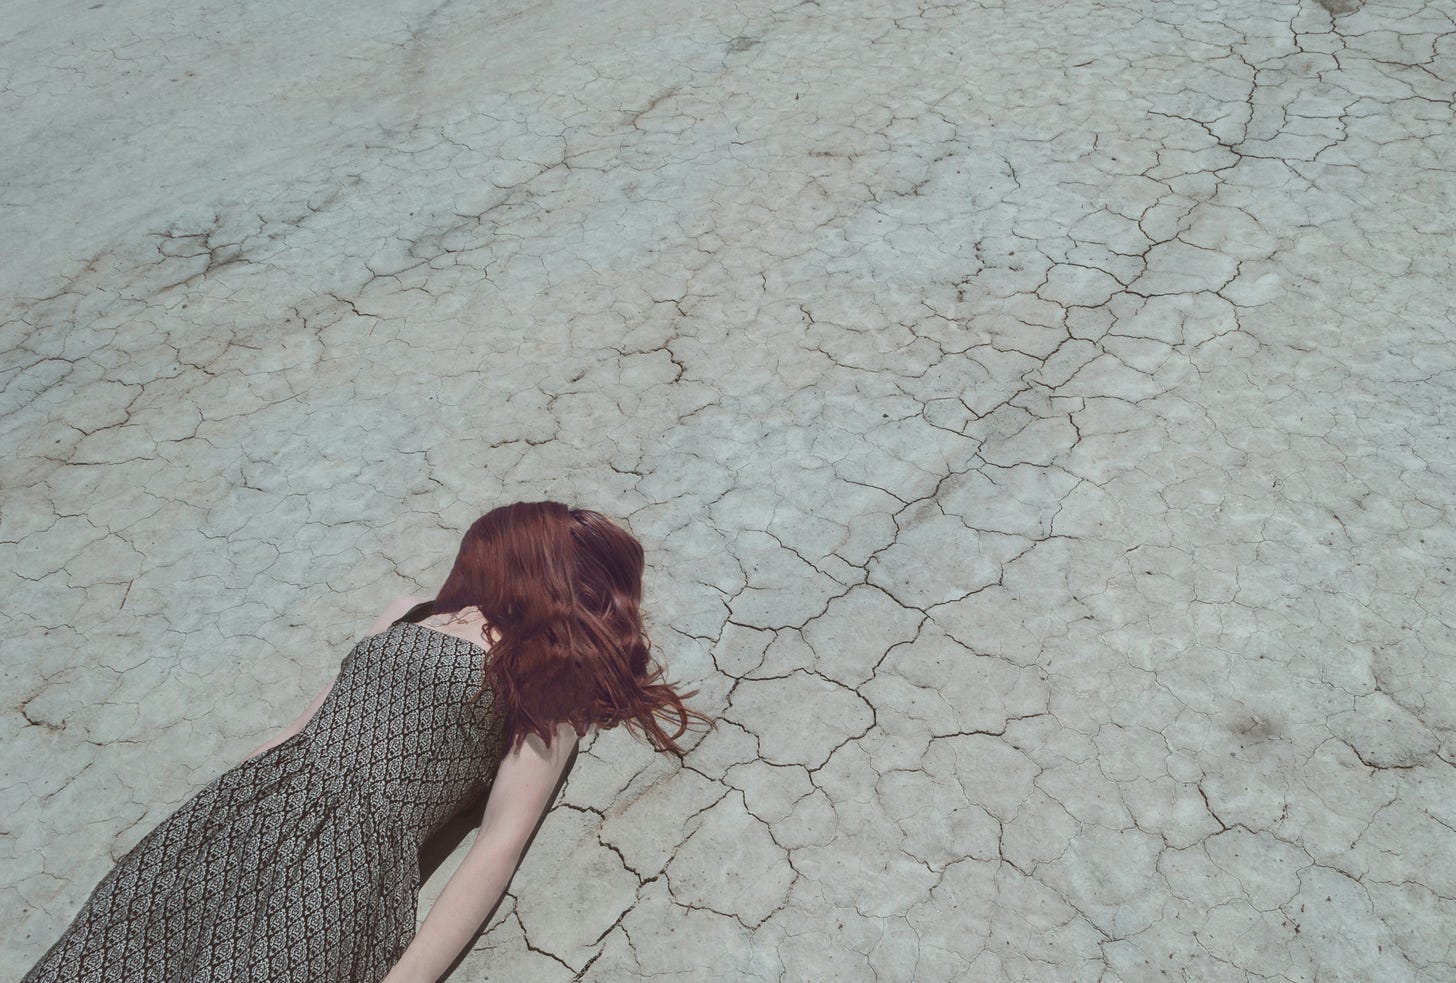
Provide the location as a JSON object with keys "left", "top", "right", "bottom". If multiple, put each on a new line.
{"left": 2, "top": 0, "right": 1454, "bottom": 979}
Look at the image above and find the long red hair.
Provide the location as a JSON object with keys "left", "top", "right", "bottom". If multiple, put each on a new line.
{"left": 425, "top": 502, "right": 713, "bottom": 756}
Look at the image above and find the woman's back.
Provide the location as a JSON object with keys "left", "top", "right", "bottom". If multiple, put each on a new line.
{"left": 22, "top": 613, "right": 511, "bottom": 983}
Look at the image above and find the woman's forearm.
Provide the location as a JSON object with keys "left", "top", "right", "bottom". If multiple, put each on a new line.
{"left": 382, "top": 841, "right": 521, "bottom": 983}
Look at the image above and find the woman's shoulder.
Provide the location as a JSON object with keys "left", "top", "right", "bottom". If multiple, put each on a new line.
{"left": 365, "top": 595, "right": 434, "bottom": 636}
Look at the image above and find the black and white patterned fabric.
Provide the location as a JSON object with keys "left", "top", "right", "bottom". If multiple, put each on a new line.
{"left": 22, "top": 617, "right": 507, "bottom": 983}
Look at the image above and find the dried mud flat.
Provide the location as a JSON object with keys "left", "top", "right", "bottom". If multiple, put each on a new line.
{"left": 3, "top": 0, "right": 1453, "bottom": 979}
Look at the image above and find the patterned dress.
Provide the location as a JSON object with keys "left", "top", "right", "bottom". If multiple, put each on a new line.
{"left": 22, "top": 607, "right": 508, "bottom": 983}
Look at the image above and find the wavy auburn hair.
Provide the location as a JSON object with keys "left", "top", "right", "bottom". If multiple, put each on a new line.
{"left": 426, "top": 502, "right": 713, "bottom": 756}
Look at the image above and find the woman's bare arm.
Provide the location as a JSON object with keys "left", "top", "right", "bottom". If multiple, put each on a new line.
{"left": 240, "top": 677, "right": 335, "bottom": 761}
{"left": 382, "top": 721, "right": 580, "bottom": 983}
{"left": 241, "top": 595, "right": 426, "bottom": 762}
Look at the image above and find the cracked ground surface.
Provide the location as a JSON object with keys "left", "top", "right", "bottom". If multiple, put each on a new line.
{"left": 3, "top": 0, "right": 1454, "bottom": 978}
